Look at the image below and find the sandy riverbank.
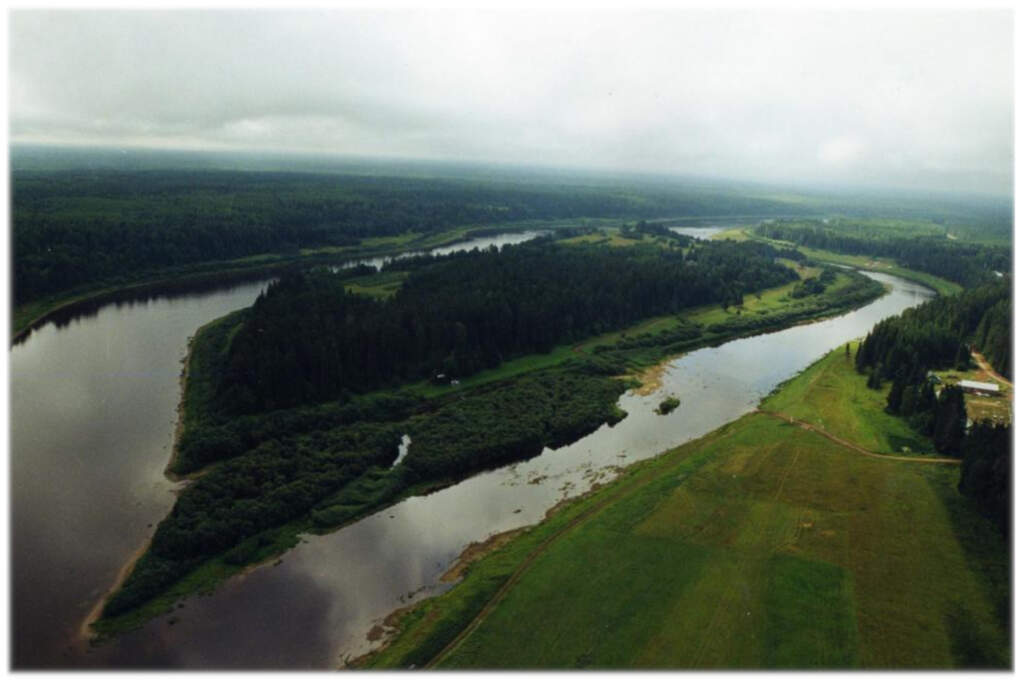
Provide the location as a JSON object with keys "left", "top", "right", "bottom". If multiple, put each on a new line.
{"left": 164, "top": 335, "right": 196, "bottom": 482}
{"left": 77, "top": 537, "right": 150, "bottom": 643}
{"left": 79, "top": 334, "right": 198, "bottom": 641}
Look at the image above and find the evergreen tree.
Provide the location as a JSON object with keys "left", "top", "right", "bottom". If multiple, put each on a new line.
{"left": 886, "top": 376, "right": 906, "bottom": 414}
{"left": 959, "top": 419, "right": 1010, "bottom": 534}
{"left": 933, "top": 386, "right": 967, "bottom": 455}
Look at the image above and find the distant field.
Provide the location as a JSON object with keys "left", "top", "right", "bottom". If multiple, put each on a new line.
{"left": 344, "top": 270, "right": 408, "bottom": 299}
{"left": 363, "top": 344, "right": 1008, "bottom": 669}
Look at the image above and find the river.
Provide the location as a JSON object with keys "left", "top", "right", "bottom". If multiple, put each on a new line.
{"left": 669, "top": 225, "right": 731, "bottom": 240}
{"left": 10, "top": 236, "right": 933, "bottom": 668}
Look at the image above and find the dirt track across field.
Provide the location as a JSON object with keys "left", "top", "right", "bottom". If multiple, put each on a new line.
{"left": 754, "top": 409, "right": 961, "bottom": 464}
{"left": 422, "top": 406, "right": 960, "bottom": 667}
{"left": 972, "top": 351, "right": 1013, "bottom": 391}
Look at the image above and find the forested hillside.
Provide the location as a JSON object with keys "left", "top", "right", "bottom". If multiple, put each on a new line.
{"left": 219, "top": 240, "right": 797, "bottom": 412}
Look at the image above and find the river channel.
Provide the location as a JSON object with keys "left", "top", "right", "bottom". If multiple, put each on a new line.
{"left": 10, "top": 234, "right": 933, "bottom": 668}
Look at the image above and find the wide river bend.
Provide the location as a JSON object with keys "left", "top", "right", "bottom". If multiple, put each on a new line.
{"left": 10, "top": 234, "right": 932, "bottom": 668}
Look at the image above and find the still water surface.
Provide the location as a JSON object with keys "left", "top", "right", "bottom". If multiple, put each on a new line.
{"left": 669, "top": 226, "right": 730, "bottom": 240}
{"left": 11, "top": 240, "right": 932, "bottom": 668}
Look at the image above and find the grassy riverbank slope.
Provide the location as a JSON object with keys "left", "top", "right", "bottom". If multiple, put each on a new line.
{"left": 362, "top": 343, "right": 1008, "bottom": 669}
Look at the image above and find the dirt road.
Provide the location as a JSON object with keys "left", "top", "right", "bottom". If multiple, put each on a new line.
{"left": 755, "top": 409, "right": 961, "bottom": 464}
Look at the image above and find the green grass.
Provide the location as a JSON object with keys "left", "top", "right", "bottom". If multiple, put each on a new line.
{"left": 363, "top": 343, "right": 1008, "bottom": 670}
{"left": 344, "top": 270, "right": 409, "bottom": 299}
{"left": 796, "top": 247, "right": 961, "bottom": 296}
{"left": 712, "top": 227, "right": 754, "bottom": 241}
{"left": 762, "top": 342, "right": 936, "bottom": 456}
{"left": 557, "top": 229, "right": 662, "bottom": 248}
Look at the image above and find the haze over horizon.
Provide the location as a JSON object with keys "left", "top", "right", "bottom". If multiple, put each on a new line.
{"left": 10, "top": 9, "right": 1014, "bottom": 197}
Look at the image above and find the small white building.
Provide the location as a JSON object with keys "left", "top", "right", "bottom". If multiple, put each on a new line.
{"left": 959, "top": 380, "right": 1000, "bottom": 396}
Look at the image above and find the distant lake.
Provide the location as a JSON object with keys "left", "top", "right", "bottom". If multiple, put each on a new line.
{"left": 335, "top": 230, "right": 548, "bottom": 271}
{"left": 669, "top": 226, "right": 732, "bottom": 240}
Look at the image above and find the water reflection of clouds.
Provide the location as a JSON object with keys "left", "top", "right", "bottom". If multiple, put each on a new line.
{"left": 159, "top": 270, "right": 937, "bottom": 665}
{"left": 11, "top": 265, "right": 937, "bottom": 667}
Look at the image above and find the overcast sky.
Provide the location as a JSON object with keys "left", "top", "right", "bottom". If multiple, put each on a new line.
{"left": 9, "top": 9, "right": 1014, "bottom": 195}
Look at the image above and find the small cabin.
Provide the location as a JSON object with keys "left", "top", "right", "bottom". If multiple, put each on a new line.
{"left": 958, "top": 379, "right": 1000, "bottom": 396}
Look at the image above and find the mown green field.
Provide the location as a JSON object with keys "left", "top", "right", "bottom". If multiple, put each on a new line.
{"left": 762, "top": 344, "right": 937, "bottom": 456}
{"left": 363, "top": 344, "right": 1008, "bottom": 670}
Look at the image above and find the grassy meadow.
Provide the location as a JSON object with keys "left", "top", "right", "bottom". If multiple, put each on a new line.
{"left": 362, "top": 344, "right": 1009, "bottom": 669}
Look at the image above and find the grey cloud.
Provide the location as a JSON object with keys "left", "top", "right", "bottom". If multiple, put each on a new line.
{"left": 9, "top": 9, "right": 1013, "bottom": 195}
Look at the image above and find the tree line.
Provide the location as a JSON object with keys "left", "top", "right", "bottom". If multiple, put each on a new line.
{"left": 13, "top": 168, "right": 812, "bottom": 305}
{"left": 854, "top": 280, "right": 1011, "bottom": 533}
{"left": 756, "top": 219, "right": 1010, "bottom": 287}
{"left": 856, "top": 279, "right": 1011, "bottom": 381}
{"left": 219, "top": 240, "right": 799, "bottom": 413}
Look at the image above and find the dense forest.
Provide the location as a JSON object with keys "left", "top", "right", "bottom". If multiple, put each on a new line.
{"left": 854, "top": 280, "right": 1011, "bottom": 531}
{"left": 13, "top": 168, "right": 814, "bottom": 306}
{"left": 856, "top": 279, "right": 1011, "bottom": 380}
{"left": 13, "top": 150, "right": 1012, "bottom": 310}
{"left": 958, "top": 420, "right": 1011, "bottom": 534}
{"left": 219, "top": 239, "right": 799, "bottom": 413}
{"left": 756, "top": 219, "right": 1010, "bottom": 288}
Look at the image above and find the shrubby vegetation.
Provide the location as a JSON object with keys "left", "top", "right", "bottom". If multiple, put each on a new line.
{"left": 102, "top": 361, "right": 628, "bottom": 619}
{"left": 790, "top": 266, "right": 837, "bottom": 298}
{"left": 657, "top": 396, "right": 681, "bottom": 415}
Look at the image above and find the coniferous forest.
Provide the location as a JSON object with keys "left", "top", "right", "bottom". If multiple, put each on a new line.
{"left": 11, "top": 168, "right": 812, "bottom": 306}
{"left": 220, "top": 239, "right": 797, "bottom": 413}
{"left": 855, "top": 278, "right": 1011, "bottom": 531}
{"left": 757, "top": 219, "right": 1010, "bottom": 287}
{"left": 856, "top": 279, "right": 1011, "bottom": 380}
